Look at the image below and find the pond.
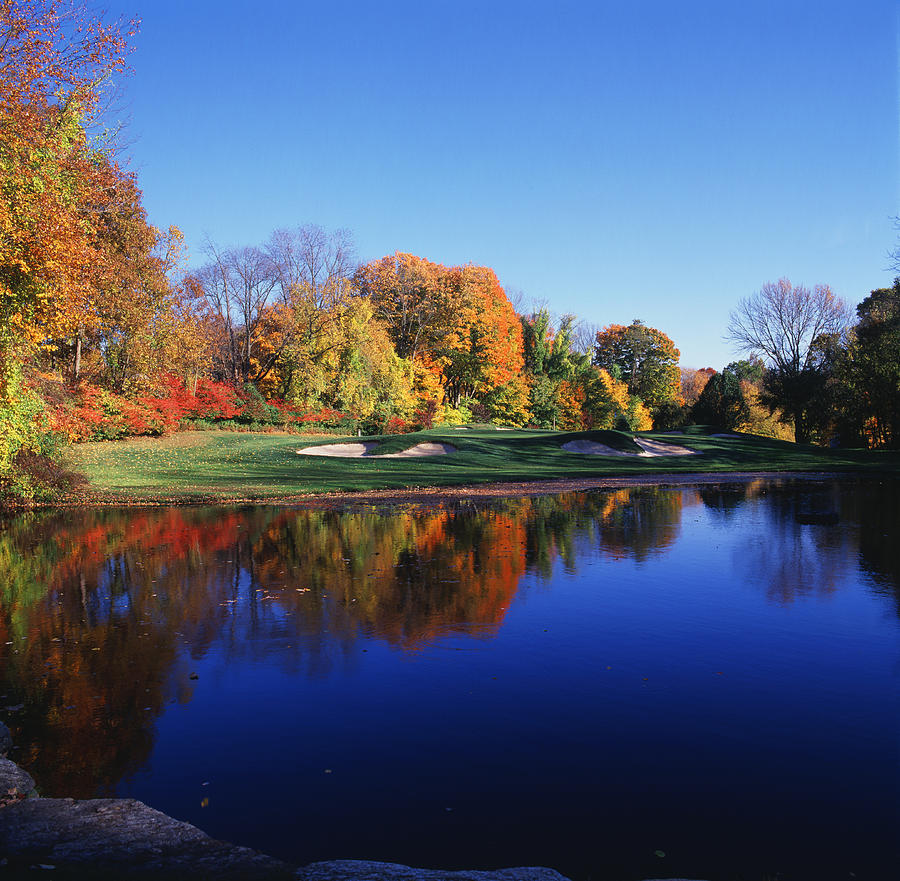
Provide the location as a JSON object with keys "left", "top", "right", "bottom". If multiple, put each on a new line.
{"left": 1, "top": 478, "right": 898, "bottom": 880}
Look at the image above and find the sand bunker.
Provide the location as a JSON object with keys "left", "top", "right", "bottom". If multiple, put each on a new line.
{"left": 378, "top": 442, "right": 457, "bottom": 458}
{"left": 562, "top": 437, "right": 698, "bottom": 457}
{"left": 562, "top": 439, "right": 631, "bottom": 456}
{"left": 633, "top": 437, "right": 697, "bottom": 456}
{"left": 297, "top": 442, "right": 457, "bottom": 459}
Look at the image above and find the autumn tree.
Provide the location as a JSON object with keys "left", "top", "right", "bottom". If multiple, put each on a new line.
{"left": 680, "top": 367, "right": 715, "bottom": 407}
{"left": 582, "top": 367, "right": 652, "bottom": 431}
{"left": 354, "top": 253, "right": 451, "bottom": 361}
{"left": 727, "top": 279, "right": 851, "bottom": 443}
{"left": 191, "top": 243, "right": 278, "bottom": 384}
{"left": 0, "top": 1, "right": 134, "bottom": 354}
{"left": 355, "top": 254, "right": 525, "bottom": 421}
{"left": 434, "top": 264, "right": 524, "bottom": 407}
{"left": 72, "top": 169, "right": 195, "bottom": 392}
{"left": 330, "top": 298, "right": 417, "bottom": 427}
{"left": 592, "top": 320, "right": 681, "bottom": 414}
{"left": 260, "top": 224, "right": 358, "bottom": 389}
{"left": 0, "top": 0, "right": 136, "bottom": 493}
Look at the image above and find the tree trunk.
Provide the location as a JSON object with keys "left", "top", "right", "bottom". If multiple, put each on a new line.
{"left": 794, "top": 408, "right": 809, "bottom": 444}
{"left": 72, "top": 332, "right": 82, "bottom": 382}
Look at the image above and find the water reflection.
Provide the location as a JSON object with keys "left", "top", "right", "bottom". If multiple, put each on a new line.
{"left": 701, "top": 478, "right": 900, "bottom": 609}
{"left": 0, "top": 479, "right": 898, "bottom": 806}
{"left": 0, "top": 488, "right": 689, "bottom": 795}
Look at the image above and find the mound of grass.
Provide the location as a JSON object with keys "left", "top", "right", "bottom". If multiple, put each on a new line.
{"left": 556, "top": 429, "right": 644, "bottom": 453}
{"left": 56, "top": 426, "right": 900, "bottom": 505}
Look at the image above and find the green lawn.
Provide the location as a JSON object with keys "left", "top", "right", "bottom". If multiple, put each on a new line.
{"left": 58, "top": 426, "right": 900, "bottom": 504}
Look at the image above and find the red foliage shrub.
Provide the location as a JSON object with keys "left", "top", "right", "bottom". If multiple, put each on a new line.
{"left": 414, "top": 400, "right": 439, "bottom": 429}
{"left": 42, "top": 373, "right": 357, "bottom": 443}
{"left": 193, "top": 379, "right": 242, "bottom": 419}
{"left": 384, "top": 416, "right": 413, "bottom": 434}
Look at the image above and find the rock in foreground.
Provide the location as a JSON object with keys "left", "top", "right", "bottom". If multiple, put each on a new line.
{"left": 0, "top": 797, "right": 295, "bottom": 879}
{"left": 0, "top": 720, "right": 12, "bottom": 756}
{"left": 0, "top": 757, "right": 35, "bottom": 800}
{"left": 296, "top": 862, "right": 571, "bottom": 881}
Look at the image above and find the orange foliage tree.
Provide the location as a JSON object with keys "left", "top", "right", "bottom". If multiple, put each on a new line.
{"left": 0, "top": 0, "right": 136, "bottom": 358}
{"left": 435, "top": 264, "right": 524, "bottom": 406}
{"left": 0, "top": 1, "right": 142, "bottom": 492}
{"left": 680, "top": 367, "right": 715, "bottom": 407}
{"left": 355, "top": 253, "right": 525, "bottom": 419}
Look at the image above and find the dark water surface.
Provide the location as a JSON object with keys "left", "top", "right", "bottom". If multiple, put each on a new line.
{"left": 1, "top": 479, "right": 898, "bottom": 880}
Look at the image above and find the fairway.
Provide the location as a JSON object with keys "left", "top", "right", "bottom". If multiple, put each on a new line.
{"left": 60, "top": 426, "right": 900, "bottom": 505}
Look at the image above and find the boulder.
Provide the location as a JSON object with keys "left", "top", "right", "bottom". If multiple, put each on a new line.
{"left": 296, "top": 862, "right": 572, "bottom": 881}
{"left": 0, "top": 756, "right": 35, "bottom": 799}
{"left": 0, "top": 797, "right": 295, "bottom": 879}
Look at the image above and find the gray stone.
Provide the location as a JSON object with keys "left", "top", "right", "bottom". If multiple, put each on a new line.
{"left": 296, "top": 861, "right": 573, "bottom": 881}
{"left": 0, "top": 756, "right": 34, "bottom": 798}
{"left": 0, "top": 720, "right": 12, "bottom": 756}
{"left": 0, "top": 797, "right": 295, "bottom": 878}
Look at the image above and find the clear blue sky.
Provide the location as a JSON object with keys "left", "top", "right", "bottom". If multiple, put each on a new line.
{"left": 106, "top": 0, "right": 898, "bottom": 369}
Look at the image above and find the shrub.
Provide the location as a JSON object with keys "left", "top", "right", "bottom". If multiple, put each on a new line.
{"left": 236, "top": 384, "right": 281, "bottom": 425}
{"left": 414, "top": 400, "right": 440, "bottom": 429}
{"left": 194, "top": 379, "right": 242, "bottom": 420}
{"left": 1, "top": 364, "right": 66, "bottom": 500}
{"left": 383, "top": 415, "right": 414, "bottom": 434}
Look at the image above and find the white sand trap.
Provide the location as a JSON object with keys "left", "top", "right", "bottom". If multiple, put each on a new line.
{"left": 633, "top": 437, "right": 697, "bottom": 456}
{"left": 296, "top": 441, "right": 456, "bottom": 459}
{"left": 562, "top": 437, "right": 698, "bottom": 457}
{"left": 563, "top": 439, "right": 636, "bottom": 457}
{"left": 297, "top": 442, "right": 377, "bottom": 457}
{"left": 378, "top": 442, "right": 456, "bottom": 458}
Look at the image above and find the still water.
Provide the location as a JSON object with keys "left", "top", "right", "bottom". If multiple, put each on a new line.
{"left": 1, "top": 479, "right": 898, "bottom": 880}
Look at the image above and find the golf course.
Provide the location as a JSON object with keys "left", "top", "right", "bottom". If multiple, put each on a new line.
{"left": 59, "top": 425, "right": 900, "bottom": 505}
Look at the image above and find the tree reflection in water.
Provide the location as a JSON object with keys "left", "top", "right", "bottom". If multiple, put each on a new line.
{"left": 0, "top": 479, "right": 896, "bottom": 803}
{"left": 0, "top": 488, "right": 685, "bottom": 796}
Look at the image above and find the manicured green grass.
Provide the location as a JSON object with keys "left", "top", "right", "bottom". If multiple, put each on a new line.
{"left": 59, "top": 426, "right": 900, "bottom": 504}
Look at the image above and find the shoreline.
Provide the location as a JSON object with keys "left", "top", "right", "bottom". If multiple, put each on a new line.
{"left": 5, "top": 470, "right": 874, "bottom": 511}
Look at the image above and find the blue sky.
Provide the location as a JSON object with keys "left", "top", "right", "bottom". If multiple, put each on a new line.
{"left": 106, "top": 0, "right": 898, "bottom": 369}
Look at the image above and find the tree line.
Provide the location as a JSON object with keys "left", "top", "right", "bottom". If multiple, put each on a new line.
{"left": 0, "top": 1, "right": 897, "bottom": 498}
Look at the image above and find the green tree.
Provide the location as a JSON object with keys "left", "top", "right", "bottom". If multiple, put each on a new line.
{"left": 520, "top": 310, "right": 589, "bottom": 428}
{"left": 837, "top": 281, "right": 900, "bottom": 448}
{"left": 692, "top": 363, "right": 750, "bottom": 429}
{"left": 592, "top": 319, "right": 681, "bottom": 412}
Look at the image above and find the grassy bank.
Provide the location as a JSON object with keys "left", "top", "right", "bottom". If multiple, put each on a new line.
{"left": 51, "top": 426, "right": 900, "bottom": 505}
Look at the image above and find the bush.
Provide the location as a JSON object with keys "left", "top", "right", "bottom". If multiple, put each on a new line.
{"left": 652, "top": 401, "right": 688, "bottom": 431}
{"left": 236, "top": 384, "right": 281, "bottom": 425}
{"left": 414, "top": 400, "right": 440, "bottom": 429}
{"left": 383, "top": 415, "right": 414, "bottom": 434}
{"left": 1, "top": 364, "right": 69, "bottom": 500}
